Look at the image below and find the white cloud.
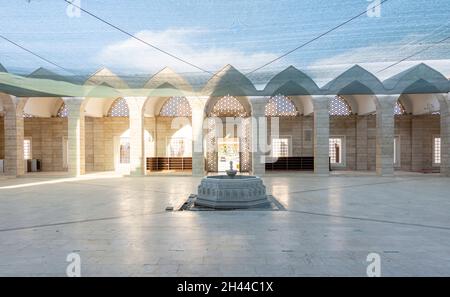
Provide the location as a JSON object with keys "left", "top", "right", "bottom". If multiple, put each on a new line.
{"left": 96, "top": 29, "right": 281, "bottom": 73}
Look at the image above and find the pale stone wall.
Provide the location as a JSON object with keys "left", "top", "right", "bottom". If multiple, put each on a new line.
{"left": 330, "top": 116, "right": 357, "bottom": 170}
{"left": 367, "top": 115, "right": 377, "bottom": 171}
{"left": 7, "top": 114, "right": 440, "bottom": 174}
{"left": 0, "top": 116, "right": 4, "bottom": 159}
{"left": 266, "top": 114, "right": 439, "bottom": 172}
{"left": 23, "top": 118, "right": 67, "bottom": 172}
{"left": 267, "top": 116, "right": 314, "bottom": 157}
{"left": 154, "top": 116, "right": 191, "bottom": 157}
{"left": 411, "top": 114, "right": 440, "bottom": 171}
{"left": 85, "top": 117, "right": 129, "bottom": 172}
{"left": 395, "top": 116, "right": 412, "bottom": 171}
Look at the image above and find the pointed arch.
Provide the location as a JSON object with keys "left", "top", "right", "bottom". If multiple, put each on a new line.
{"left": 85, "top": 67, "right": 129, "bottom": 89}
{"left": 144, "top": 67, "right": 193, "bottom": 96}
{"left": 107, "top": 98, "right": 129, "bottom": 117}
{"left": 383, "top": 63, "right": 448, "bottom": 94}
{"left": 159, "top": 96, "right": 192, "bottom": 117}
{"left": 202, "top": 65, "right": 257, "bottom": 97}
{"left": 209, "top": 95, "right": 248, "bottom": 117}
{"left": 265, "top": 94, "right": 298, "bottom": 116}
{"left": 323, "top": 65, "right": 385, "bottom": 95}
{"left": 57, "top": 102, "right": 68, "bottom": 118}
{"left": 329, "top": 96, "right": 352, "bottom": 116}
{"left": 263, "top": 66, "right": 320, "bottom": 96}
{"left": 394, "top": 100, "right": 406, "bottom": 115}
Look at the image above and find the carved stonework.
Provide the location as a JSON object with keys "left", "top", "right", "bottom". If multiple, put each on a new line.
{"left": 195, "top": 175, "right": 271, "bottom": 209}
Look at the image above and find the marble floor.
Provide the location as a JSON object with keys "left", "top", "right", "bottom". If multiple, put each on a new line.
{"left": 0, "top": 172, "right": 449, "bottom": 276}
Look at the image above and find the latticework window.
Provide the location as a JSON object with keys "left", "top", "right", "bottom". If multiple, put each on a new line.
{"left": 434, "top": 137, "right": 441, "bottom": 164}
{"left": 108, "top": 98, "right": 129, "bottom": 117}
{"left": 329, "top": 138, "right": 343, "bottom": 164}
{"left": 394, "top": 101, "right": 406, "bottom": 115}
{"left": 23, "top": 138, "right": 32, "bottom": 160}
{"left": 394, "top": 136, "right": 400, "bottom": 166}
{"left": 240, "top": 117, "right": 251, "bottom": 172}
{"left": 272, "top": 138, "right": 289, "bottom": 157}
{"left": 206, "top": 118, "right": 218, "bottom": 172}
{"left": 168, "top": 138, "right": 187, "bottom": 157}
{"left": 265, "top": 94, "right": 298, "bottom": 116}
{"left": 211, "top": 95, "right": 247, "bottom": 117}
{"left": 120, "top": 142, "right": 130, "bottom": 164}
{"left": 159, "top": 96, "right": 192, "bottom": 117}
{"left": 57, "top": 103, "right": 68, "bottom": 118}
{"left": 330, "top": 96, "right": 351, "bottom": 116}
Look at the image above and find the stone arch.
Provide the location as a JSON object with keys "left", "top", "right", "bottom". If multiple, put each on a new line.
{"left": 205, "top": 94, "right": 251, "bottom": 117}
{"left": 158, "top": 96, "right": 192, "bottom": 117}
{"left": 263, "top": 66, "right": 320, "bottom": 96}
{"left": 204, "top": 94, "right": 252, "bottom": 173}
{"left": 202, "top": 65, "right": 257, "bottom": 97}
{"left": 264, "top": 94, "right": 299, "bottom": 117}
{"left": 270, "top": 81, "right": 314, "bottom": 115}
{"left": 383, "top": 63, "right": 448, "bottom": 94}
{"left": 85, "top": 67, "right": 129, "bottom": 89}
{"left": 323, "top": 65, "right": 385, "bottom": 95}
{"left": 107, "top": 97, "right": 130, "bottom": 117}
{"left": 143, "top": 67, "right": 193, "bottom": 96}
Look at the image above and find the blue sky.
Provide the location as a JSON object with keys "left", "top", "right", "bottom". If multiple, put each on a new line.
{"left": 0, "top": 0, "right": 449, "bottom": 81}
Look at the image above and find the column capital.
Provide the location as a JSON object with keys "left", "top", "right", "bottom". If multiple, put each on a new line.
{"left": 249, "top": 96, "right": 269, "bottom": 116}
{"left": 124, "top": 96, "right": 147, "bottom": 110}
{"left": 311, "top": 95, "right": 334, "bottom": 110}
{"left": 435, "top": 92, "right": 450, "bottom": 103}
{"left": 63, "top": 97, "right": 86, "bottom": 116}
{"left": 187, "top": 96, "right": 208, "bottom": 111}
{"left": 375, "top": 94, "right": 400, "bottom": 108}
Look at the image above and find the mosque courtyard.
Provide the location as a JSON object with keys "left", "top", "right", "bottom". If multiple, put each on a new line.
{"left": 0, "top": 172, "right": 449, "bottom": 277}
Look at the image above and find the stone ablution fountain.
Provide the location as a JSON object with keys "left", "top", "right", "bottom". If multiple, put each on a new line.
{"left": 194, "top": 161, "right": 272, "bottom": 209}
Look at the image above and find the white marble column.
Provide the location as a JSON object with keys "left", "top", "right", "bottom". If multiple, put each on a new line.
{"left": 312, "top": 95, "right": 331, "bottom": 175}
{"left": 125, "top": 97, "right": 146, "bottom": 176}
{"left": 375, "top": 95, "right": 398, "bottom": 176}
{"left": 356, "top": 116, "right": 368, "bottom": 171}
{"left": 249, "top": 97, "right": 267, "bottom": 176}
{"left": 188, "top": 96, "right": 207, "bottom": 177}
{"left": 3, "top": 96, "right": 26, "bottom": 176}
{"left": 65, "top": 98, "right": 85, "bottom": 177}
{"left": 438, "top": 93, "right": 450, "bottom": 176}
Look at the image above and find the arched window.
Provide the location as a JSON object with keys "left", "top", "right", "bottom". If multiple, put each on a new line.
{"left": 211, "top": 95, "right": 247, "bottom": 117}
{"left": 394, "top": 101, "right": 406, "bottom": 115}
{"left": 330, "top": 96, "right": 352, "bottom": 116}
{"left": 108, "top": 98, "right": 129, "bottom": 117}
{"left": 57, "top": 103, "right": 68, "bottom": 118}
{"left": 265, "top": 94, "right": 298, "bottom": 116}
{"left": 159, "top": 96, "right": 192, "bottom": 117}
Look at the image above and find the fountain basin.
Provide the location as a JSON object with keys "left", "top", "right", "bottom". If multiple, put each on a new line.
{"left": 195, "top": 175, "right": 271, "bottom": 209}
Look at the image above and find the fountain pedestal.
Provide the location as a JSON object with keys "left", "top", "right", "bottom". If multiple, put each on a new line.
{"left": 195, "top": 175, "right": 271, "bottom": 209}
